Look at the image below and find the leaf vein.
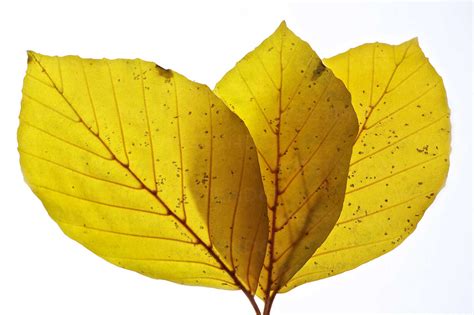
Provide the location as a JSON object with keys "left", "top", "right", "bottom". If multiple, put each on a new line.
{"left": 236, "top": 64, "right": 278, "bottom": 135}
{"left": 336, "top": 190, "right": 435, "bottom": 226}
{"left": 280, "top": 75, "right": 333, "bottom": 156}
{"left": 80, "top": 60, "right": 100, "bottom": 133}
{"left": 281, "top": 55, "right": 315, "bottom": 113}
{"left": 350, "top": 114, "right": 448, "bottom": 167}
{"left": 279, "top": 118, "right": 339, "bottom": 194}
{"left": 347, "top": 153, "right": 446, "bottom": 195}
{"left": 32, "top": 184, "right": 167, "bottom": 216}
{"left": 20, "top": 149, "right": 143, "bottom": 190}
{"left": 172, "top": 76, "right": 187, "bottom": 221}
{"left": 57, "top": 219, "right": 196, "bottom": 244}
{"left": 106, "top": 61, "right": 129, "bottom": 165}
{"left": 22, "top": 93, "right": 81, "bottom": 123}
{"left": 364, "top": 78, "right": 441, "bottom": 130}
{"left": 105, "top": 256, "right": 223, "bottom": 270}
{"left": 19, "top": 120, "right": 114, "bottom": 161}
{"left": 229, "top": 135, "right": 248, "bottom": 270}
{"left": 139, "top": 61, "right": 158, "bottom": 193}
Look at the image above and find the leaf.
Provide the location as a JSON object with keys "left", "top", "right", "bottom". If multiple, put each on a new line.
{"left": 18, "top": 52, "right": 269, "bottom": 297}
{"left": 214, "top": 22, "right": 358, "bottom": 300}
{"left": 282, "top": 39, "right": 451, "bottom": 292}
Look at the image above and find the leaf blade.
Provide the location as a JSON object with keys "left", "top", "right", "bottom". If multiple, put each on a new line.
{"left": 19, "top": 52, "right": 268, "bottom": 294}
{"left": 215, "top": 22, "right": 358, "bottom": 297}
{"left": 282, "top": 39, "right": 450, "bottom": 292}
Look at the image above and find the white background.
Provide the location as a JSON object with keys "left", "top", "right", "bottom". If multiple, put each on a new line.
{"left": 0, "top": 1, "right": 472, "bottom": 314}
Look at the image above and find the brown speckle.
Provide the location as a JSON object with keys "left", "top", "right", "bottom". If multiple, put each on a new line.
{"left": 155, "top": 64, "right": 173, "bottom": 78}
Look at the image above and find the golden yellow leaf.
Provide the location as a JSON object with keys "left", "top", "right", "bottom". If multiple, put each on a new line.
{"left": 282, "top": 39, "right": 450, "bottom": 292}
{"left": 214, "top": 22, "right": 358, "bottom": 302}
{"left": 18, "top": 52, "right": 269, "bottom": 300}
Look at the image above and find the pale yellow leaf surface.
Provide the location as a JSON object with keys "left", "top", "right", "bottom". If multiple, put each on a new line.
{"left": 18, "top": 52, "right": 268, "bottom": 294}
{"left": 214, "top": 22, "right": 358, "bottom": 298}
{"left": 282, "top": 39, "right": 450, "bottom": 292}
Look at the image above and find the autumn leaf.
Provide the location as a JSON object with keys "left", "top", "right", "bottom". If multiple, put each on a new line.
{"left": 18, "top": 52, "right": 268, "bottom": 310}
{"left": 282, "top": 39, "right": 450, "bottom": 292}
{"left": 214, "top": 21, "right": 358, "bottom": 308}
{"left": 18, "top": 25, "right": 451, "bottom": 315}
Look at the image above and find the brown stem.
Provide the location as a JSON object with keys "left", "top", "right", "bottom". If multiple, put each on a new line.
{"left": 263, "top": 291, "right": 276, "bottom": 315}
{"left": 244, "top": 291, "right": 262, "bottom": 315}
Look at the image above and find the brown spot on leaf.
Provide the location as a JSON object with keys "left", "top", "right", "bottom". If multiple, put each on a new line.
{"left": 312, "top": 61, "right": 326, "bottom": 80}
{"left": 155, "top": 64, "right": 173, "bottom": 78}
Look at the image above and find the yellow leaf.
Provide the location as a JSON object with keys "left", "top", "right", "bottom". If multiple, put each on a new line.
{"left": 18, "top": 52, "right": 269, "bottom": 298}
{"left": 282, "top": 39, "right": 450, "bottom": 292}
{"left": 214, "top": 22, "right": 358, "bottom": 300}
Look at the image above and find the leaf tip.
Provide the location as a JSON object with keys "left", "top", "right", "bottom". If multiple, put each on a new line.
{"left": 26, "top": 50, "right": 46, "bottom": 65}
{"left": 409, "top": 36, "right": 420, "bottom": 46}
{"left": 26, "top": 50, "right": 36, "bottom": 63}
{"left": 277, "top": 20, "right": 288, "bottom": 32}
